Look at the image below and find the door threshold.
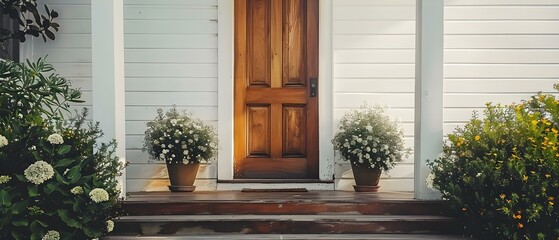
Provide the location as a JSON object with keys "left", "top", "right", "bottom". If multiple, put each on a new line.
{"left": 216, "top": 181, "right": 335, "bottom": 191}
{"left": 218, "top": 179, "right": 334, "bottom": 184}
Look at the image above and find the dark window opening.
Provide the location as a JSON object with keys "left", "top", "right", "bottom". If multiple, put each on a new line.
{"left": 0, "top": 14, "right": 19, "bottom": 62}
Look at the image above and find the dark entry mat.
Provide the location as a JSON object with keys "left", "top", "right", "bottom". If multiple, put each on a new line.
{"left": 241, "top": 188, "right": 308, "bottom": 192}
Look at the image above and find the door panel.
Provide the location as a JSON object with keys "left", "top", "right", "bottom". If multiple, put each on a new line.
{"left": 234, "top": 0, "right": 318, "bottom": 179}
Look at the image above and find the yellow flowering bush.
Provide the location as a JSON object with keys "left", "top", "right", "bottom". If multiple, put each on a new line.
{"left": 429, "top": 91, "right": 559, "bottom": 239}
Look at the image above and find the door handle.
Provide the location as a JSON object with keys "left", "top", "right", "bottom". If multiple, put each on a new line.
{"left": 310, "top": 78, "right": 317, "bottom": 97}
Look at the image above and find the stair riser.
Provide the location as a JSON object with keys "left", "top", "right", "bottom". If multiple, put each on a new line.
{"left": 123, "top": 202, "right": 448, "bottom": 216}
{"left": 113, "top": 220, "right": 460, "bottom": 235}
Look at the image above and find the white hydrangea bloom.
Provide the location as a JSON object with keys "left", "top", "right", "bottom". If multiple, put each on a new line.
{"left": 71, "top": 186, "right": 84, "bottom": 195}
{"left": 24, "top": 161, "right": 54, "bottom": 185}
{"left": 47, "top": 133, "right": 64, "bottom": 145}
{"left": 107, "top": 220, "right": 115, "bottom": 232}
{"left": 42, "top": 230, "right": 60, "bottom": 240}
{"left": 89, "top": 188, "right": 109, "bottom": 203}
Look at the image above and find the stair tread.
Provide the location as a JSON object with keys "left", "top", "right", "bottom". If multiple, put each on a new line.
{"left": 106, "top": 234, "right": 469, "bottom": 240}
{"left": 116, "top": 214, "right": 455, "bottom": 222}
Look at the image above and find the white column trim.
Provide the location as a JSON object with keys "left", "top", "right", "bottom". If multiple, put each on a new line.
{"left": 217, "top": 0, "right": 234, "bottom": 180}
{"left": 91, "top": 0, "right": 126, "bottom": 195}
{"left": 414, "top": 0, "right": 443, "bottom": 200}
{"left": 319, "top": 0, "right": 334, "bottom": 182}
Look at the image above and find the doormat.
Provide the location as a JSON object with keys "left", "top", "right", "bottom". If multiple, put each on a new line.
{"left": 241, "top": 188, "right": 308, "bottom": 192}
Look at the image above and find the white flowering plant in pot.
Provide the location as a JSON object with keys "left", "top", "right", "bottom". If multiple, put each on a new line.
{"left": 143, "top": 107, "right": 217, "bottom": 165}
{"left": 333, "top": 105, "right": 410, "bottom": 172}
{"left": 0, "top": 58, "right": 124, "bottom": 240}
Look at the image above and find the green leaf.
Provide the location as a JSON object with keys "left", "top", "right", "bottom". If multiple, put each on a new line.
{"left": 57, "top": 145, "right": 71, "bottom": 155}
{"left": 44, "top": 182, "right": 56, "bottom": 194}
{"left": 58, "top": 209, "right": 81, "bottom": 228}
{"left": 0, "top": 189, "right": 11, "bottom": 206}
{"left": 83, "top": 225, "right": 102, "bottom": 238}
{"left": 12, "top": 218, "right": 28, "bottom": 227}
{"left": 28, "top": 185, "right": 39, "bottom": 197}
{"left": 9, "top": 201, "right": 28, "bottom": 214}
{"left": 55, "top": 172, "right": 69, "bottom": 185}
{"left": 54, "top": 158, "right": 74, "bottom": 168}
{"left": 30, "top": 220, "right": 46, "bottom": 238}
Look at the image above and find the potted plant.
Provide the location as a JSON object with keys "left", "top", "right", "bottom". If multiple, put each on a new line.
{"left": 143, "top": 107, "right": 217, "bottom": 192}
{"left": 332, "top": 105, "right": 409, "bottom": 192}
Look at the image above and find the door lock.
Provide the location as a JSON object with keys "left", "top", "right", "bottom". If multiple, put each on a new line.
{"left": 310, "top": 78, "right": 317, "bottom": 97}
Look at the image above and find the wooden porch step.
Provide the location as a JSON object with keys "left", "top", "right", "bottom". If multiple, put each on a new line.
{"left": 123, "top": 191, "right": 449, "bottom": 216}
{"left": 106, "top": 233, "right": 470, "bottom": 240}
{"left": 115, "top": 191, "right": 462, "bottom": 236}
{"left": 112, "top": 214, "right": 460, "bottom": 235}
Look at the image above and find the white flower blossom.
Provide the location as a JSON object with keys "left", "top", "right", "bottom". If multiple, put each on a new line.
{"left": 24, "top": 161, "right": 54, "bottom": 185}
{"left": 47, "top": 133, "right": 64, "bottom": 145}
{"left": 426, "top": 172, "right": 436, "bottom": 190}
{"left": 89, "top": 188, "right": 109, "bottom": 203}
{"left": 0, "top": 135, "right": 8, "bottom": 148}
{"left": 71, "top": 186, "right": 84, "bottom": 195}
{"left": 42, "top": 230, "right": 60, "bottom": 240}
{"left": 0, "top": 175, "right": 11, "bottom": 184}
{"left": 365, "top": 125, "right": 373, "bottom": 132}
{"left": 107, "top": 220, "right": 115, "bottom": 232}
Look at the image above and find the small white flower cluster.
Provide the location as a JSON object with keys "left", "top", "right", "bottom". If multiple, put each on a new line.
{"left": 0, "top": 134, "right": 8, "bottom": 148}
{"left": 24, "top": 161, "right": 55, "bottom": 185}
{"left": 71, "top": 186, "right": 84, "bottom": 195}
{"left": 89, "top": 188, "right": 109, "bottom": 203}
{"left": 47, "top": 133, "right": 64, "bottom": 145}
{"left": 143, "top": 107, "right": 217, "bottom": 165}
{"left": 42, "top": 230, "right": 60, "bottom": 240}
{"left": 426, "top": 172, "right": 436, "bottom": 190}
{"left": 0, "top": 175, "right": 11, "bottom": 184}
{"left": 107, "top": 220, "right": 115, "bottom": 232}
{"left": 333, "top": 105, "right": 409, "bottom": 171}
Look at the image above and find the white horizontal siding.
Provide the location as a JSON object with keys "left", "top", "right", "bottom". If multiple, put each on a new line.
{"left": 26, "top": 0, "right": 92, "bottom": 116}
{"left": 123, "top": 0, "right": 218, "bottom": 192}
{"left": 332, "top": 0, "right": 416, "bottom": 192}
{"left": 443, "top": 1, "right": 559, "bottom": 135}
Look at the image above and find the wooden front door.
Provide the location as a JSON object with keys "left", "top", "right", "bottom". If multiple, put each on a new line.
{"left": 234, "top": 0, "right": 318, "bottom": 179}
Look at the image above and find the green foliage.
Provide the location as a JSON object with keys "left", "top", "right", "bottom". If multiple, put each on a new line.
{"left": 0, "top": 58, "right": 124, "bottom": 239}
{"left": 0, "top": 58, "right": 82, "bottom": 120}
{"left": 143, "top": 107, "right": 217, "bottom": 165}
{"left": 0, "top": 0, "right": 59, "bottom": 43}
{"left": 332, "top": 105, "right": 410, "bottom": 171}
{"left": 429, "top": 93, "right": 559, "bottom": 239}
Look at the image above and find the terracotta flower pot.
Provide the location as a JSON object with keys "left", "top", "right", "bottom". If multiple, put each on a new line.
{"left": 350, "top": 162, "right": 382, "bottom": 192}
{"left": 166, "top": 163, "right": 200, "bottom": 192}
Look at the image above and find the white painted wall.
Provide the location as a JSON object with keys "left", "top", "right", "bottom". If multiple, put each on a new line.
{"left": 24, "top": 0, "right": 93, "bottom": 115}
{"left": 444, "top": 0, "right": 559, "bottom": 135}
{"left": 123, "top": 0, "right": 219, "bottom": 191}
{"left": 26, "top": 0, "right": 559, "bottom": 192}
{"left": 332, "top": 0, "right": 416, "bottom": 191}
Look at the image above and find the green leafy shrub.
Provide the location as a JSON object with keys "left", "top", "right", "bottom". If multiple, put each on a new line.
{"left": 0, "top": 58, "right": 124, "bottom": 240}
{"left": 429, "top": 91, "right": 559, "bottom": 239}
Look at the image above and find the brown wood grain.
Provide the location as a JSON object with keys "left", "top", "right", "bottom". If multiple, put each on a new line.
{"left": 234, "top": 0, "right": 248, "bottom": 178}
{"left": 283, "top": 0, "right": 306, "bottom": 87}
{"left": 235, "top": 0, "right": 319, "bottom": 179}
{"left": 247, "top": 105, "right": 271, "bottom": 157}
{"left": 283, "top": 105, "right": 306, "bottom": 157}
{"left": 248, "top": 0, "right": 271, "bottom": 87}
